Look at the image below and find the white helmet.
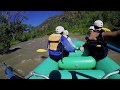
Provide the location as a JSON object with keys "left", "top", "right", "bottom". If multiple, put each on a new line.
{"left": 89, "top": 26, "right": 95, "bottom": 30}
{"left": 63, "top": 30, "right": 69, "bottom": 35}
{"left": 93, "top": 20, "right": 103, "bottom": 28}
{"left": 55, "top": 26, "right": 65, "bottom": 34}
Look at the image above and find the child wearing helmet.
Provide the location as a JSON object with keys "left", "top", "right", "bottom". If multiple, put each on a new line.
{"left": 89, "top": 26, "right": 95, "bottom": 32}
{"left": 47, "top": 26, "right": 75, "bottom": 62}
{"left": 80, "top": 25, "right": 95, "bottom": 52}
{"left": 63, "top": 30, "right": 79, "bottom": 50}
{"left": 85, "top": 25, "right": 95, "bottom": 41}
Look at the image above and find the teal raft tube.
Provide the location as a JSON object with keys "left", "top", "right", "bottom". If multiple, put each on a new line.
{"left": 26, "top": 40, "right": 120, "bottom": 79}
{"left": 25, "top": 57, "right": 59, "bottom": 79}
{"left": 58, "top": 56, "right": 96, "bottom": 70}
{"left": 95, "top": 56, "right": 120, "bottom": 79}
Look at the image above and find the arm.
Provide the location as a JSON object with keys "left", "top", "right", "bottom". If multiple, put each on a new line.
{"left": 88, "top": 30, "right": 120, "bottom": 40}
{"left": 67, "top": 37, "right": 78, "bottom": 49}
{"left": 102, "top": 30, "right": 120, "bottom": 38}
{"left": 61, "top": 36, "right": 75, "bottom": 52}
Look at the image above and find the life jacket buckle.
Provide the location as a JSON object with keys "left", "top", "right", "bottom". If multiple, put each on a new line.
{"left": 96, "top": 45, "right": 101, "bottom": 47}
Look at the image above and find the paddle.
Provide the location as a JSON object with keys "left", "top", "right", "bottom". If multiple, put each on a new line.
{"left": 3, "top": 63, "right": 16, "bottom": 79}
{"left": 36, "top": 49, "right": 48, "bottom": 53}
{"left": 3, "top": 63, "right": 24, "bottom": 79}
{"left": 10, "top": 66, "right": 25, "bottom": 79}
{"left": 36, "top": 44, "right": 120, "bottom": 53}
{"left": 107, "top": 44, "right": 120, "bottom": 53}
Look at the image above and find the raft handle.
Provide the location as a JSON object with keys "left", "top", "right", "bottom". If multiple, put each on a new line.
{"left": 25, "top": 71, "right": 49, "bottom": 79}
{"left": 102, "top": 68, "right": 120, "bottom": 79}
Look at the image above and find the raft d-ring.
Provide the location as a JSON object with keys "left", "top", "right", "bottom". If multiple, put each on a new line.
{"left": 75, "top": 64, "right": 78, "bottom": 67}
{"left": 75, "top": 50, "right": 78, "bottom": 56}
{"left": 75, "top": 50, "right": 77, "bottom": 53}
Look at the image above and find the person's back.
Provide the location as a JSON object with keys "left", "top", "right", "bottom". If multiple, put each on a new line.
{"left": 47, "top": 26, "right": 75, "bottom": 62}
{"left": 81, "top": 20, "right": 109, "bottom": 61}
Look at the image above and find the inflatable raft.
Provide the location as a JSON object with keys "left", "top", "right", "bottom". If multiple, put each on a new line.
{"left": 25, "top": 40, "right": 120, "bottom": 79}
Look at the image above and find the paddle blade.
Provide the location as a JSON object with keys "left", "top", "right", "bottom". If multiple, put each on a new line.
{"left": 36, "top": 49, "right": 48, "bottom": 52}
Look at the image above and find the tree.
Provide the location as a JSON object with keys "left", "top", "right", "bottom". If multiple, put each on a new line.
{"left": 0, "top": 11, "right": 28, "bottom": 54}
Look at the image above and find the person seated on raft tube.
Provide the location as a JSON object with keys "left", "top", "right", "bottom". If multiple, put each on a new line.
{"left": 63, "top": 30, "right": 79, "bottom": 50}
{"left": 80, "top": 20, "right": 110, "bottom": 61}
{"left": 85, "top": 24, "right": 111, "bottom": 41}
{"left": 47, "top": 26, "right": 75, "bottom": 62}
{"left": 80, "top": 25, "right": 96, "bottom": 51}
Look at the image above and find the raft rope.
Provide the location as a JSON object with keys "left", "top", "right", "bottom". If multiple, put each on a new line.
{"left": 25, "top": 71, "right": 49, "bottom": 79}
{"left": 69, "top": 71, "right": 97, "bottom": 79}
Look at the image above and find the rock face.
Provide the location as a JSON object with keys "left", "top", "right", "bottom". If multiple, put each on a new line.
{"left": 35, "top": 11, "right": 85, "bottom": 31}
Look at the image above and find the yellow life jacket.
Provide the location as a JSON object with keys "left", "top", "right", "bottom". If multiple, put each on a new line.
{"left": 97, "top": 27, "right": 111, "bottom": 32}
{"left": 48, "top": 33, "right": 62, "bottom": 51}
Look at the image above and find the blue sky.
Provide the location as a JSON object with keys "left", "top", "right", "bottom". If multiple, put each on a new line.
{"left": 23, "top": 11, "right": 64, "bottom": 27}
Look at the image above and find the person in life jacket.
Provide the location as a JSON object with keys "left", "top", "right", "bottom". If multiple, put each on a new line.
{"left": 63, "top": 30, "right": 79, "bottom": 50}
{"left": 85, "top": 20, "right": 111, "bottom": 41}
{"left": 85, "top": 25, "right": 95, "bottom": 41}
{"left": 93, "top": 20, "right": 111, "bottom": 33}
{"left": 80, "top": 20, "right": 109, "bottom": 61}
{"left": 80, "top": 26, "right": 95, "bottom": 51}
{"left": 47, "top": 26, "right": 75, "bottom": 62}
